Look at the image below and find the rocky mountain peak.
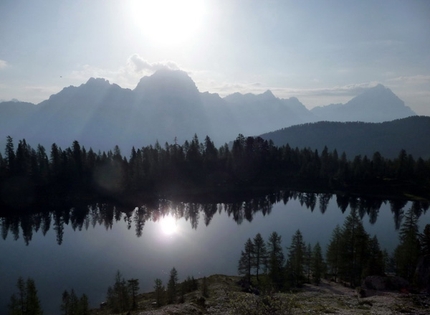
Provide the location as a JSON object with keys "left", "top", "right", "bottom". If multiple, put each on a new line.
{"left": 134, "top": 69, "right": 199, "bottom": 96}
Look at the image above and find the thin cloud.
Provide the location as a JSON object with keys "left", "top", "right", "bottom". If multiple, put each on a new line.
{"left": 0, "top": 59, "right": 8, "bottom": 69}
{"left": 387, "top": 75, "right": 430, "bottom": 84}
{"left": 127, "top": 54, "right": 179, "bottom": 73}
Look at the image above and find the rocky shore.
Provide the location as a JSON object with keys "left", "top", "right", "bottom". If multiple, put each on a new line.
{"left": 90, "top": 274, "right": 429, "bottom": 315}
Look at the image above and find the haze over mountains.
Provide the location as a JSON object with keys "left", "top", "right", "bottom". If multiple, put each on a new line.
{"left": 0, "top": 69, "right": 419, "bottom": 157}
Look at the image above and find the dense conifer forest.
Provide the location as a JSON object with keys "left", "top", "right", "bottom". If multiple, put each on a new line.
{"left": 1, "top": 134, "right": 429, "bottom": 215}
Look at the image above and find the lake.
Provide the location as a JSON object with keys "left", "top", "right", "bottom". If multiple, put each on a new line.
{"left": 1, "top": 191, "right": 429, "bottom": 315}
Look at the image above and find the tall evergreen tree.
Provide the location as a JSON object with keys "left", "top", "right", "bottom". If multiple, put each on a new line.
{"left": 304, "top": 243, "right": 312, "bottom": 282}
{"left": 253, "top": 233, "right": 267, "bottom": 282}
{"left": 238, "top": 238, "right": 255, "bottom": 284}
{"left": 338, "top": 208, "right": 370, "bottom": 287}
{"left": 106, "top": 270, "right": 130, "bottom": 313}
{"left": 267, "top": 231, "right": 285, "bottom": 290}
{"left": 364, "top": 235, "right": 385, "bottom": 277}
{"left": 394, "top": 207, "right": 421, "bottom": 282}
{"left": 8, "top": 277, "right": 43, "bottom": 315}
{"left": 127, "top": 278, "right": 139, "bottom": 310}
{"left": 5, "top": 135, "right": 16, "bottom": 174}
{"left": 286, "top": 230, "right": 306, "bottom": 287}
{"left": 167, "top": 267, "right": 178, "bottom": 304}
{"left": 78, "top": 294, "right": 89, "bottom": 315}
{"left": 312, "top": 242, "right": 324, "bottom": 285}
{"left": 326, "top": 225, "right": 342, "bottom": 282}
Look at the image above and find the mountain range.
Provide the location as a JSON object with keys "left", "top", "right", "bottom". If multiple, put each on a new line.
{"left": 0, "top": 69, "right": 418, "bottom": 156}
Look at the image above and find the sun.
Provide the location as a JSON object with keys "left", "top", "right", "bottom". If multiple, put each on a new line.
{"left": 130, "top": 0, "right": 205, "bottom": 45}
{"left": 159, "top": 214, "right": 178, "bottom": 235}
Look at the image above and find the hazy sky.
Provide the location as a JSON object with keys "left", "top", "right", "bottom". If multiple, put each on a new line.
{"left": 1, "top": 0, "right": 429, "bottom": 115}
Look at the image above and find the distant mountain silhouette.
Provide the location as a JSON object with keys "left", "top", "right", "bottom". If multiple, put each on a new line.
{"left": 259, "top": 116, "right": 430, "bottom": 159}
{"left": 311, "top": 84, "right": 416, "bottom": 122}
{"left": 0, "top": 69, "right": 420, "bottom": 155}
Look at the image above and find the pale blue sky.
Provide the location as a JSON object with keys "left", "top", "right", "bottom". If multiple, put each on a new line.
{"left": 1, "top": 0, "right": 429, "bottom": 115}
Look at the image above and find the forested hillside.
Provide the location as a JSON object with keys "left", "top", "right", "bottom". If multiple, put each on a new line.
{"left": 259, "top": 116, "right": 430, "bottom": 159}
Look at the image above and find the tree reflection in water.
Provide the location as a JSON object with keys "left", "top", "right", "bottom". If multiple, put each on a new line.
{"left": 1, "top": 190, "right": 429, "bottom": 245}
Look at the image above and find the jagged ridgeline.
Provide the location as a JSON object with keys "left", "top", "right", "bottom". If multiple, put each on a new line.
{"left": 0, "top": 133, "right": 429, "bottom": 215}
{"left": 0, "top": 69, "right": 419, "bottom": 154}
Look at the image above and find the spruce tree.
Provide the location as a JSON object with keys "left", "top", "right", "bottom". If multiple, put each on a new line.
{"left": 106, "top": 270, "right": 130, "bottom": 313}
{"left": 364, "top": 235, "right": 385, "bottom": 277}
{"left": 8, "top": 277, "right": 43, "bottom": 315}
{"left": 287, "top": 229, "right": 306, "bottom": 287}
{"left": 238, "top": 238, "right": 255, "bottom": 284}
{"left": 26, "top": 277, "right": 43, "bottom": 315}
{"left": 394, "top": 207, "right": 421, "bottom": 282}
{"left": 127, "top": 278, "right": 139, "bottom": 310}
{"left": 326, "top": 225, "right": 342, "bottom": 281}
{"left": 167, "top": 267, "right": 178, "bottom": 304}
{"left": 304, "top": 243, "right": 312, "bottom": 282}
{"left": 338, "top": 208, "right": 369, "bottom": 287}
{"left": 312, "top": 243, "right": 324, "bottom": 285}
{"left": 267, "top": 231, "right": 285, "bottom": 290}
{"left": 253, "top": 233, "right": 267, "bottom": 282}
{"left": 78, "top": 294, "right": 89, "bottom": 315}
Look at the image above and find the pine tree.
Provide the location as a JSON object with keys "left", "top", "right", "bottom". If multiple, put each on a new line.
{"left": 394, "top": 207, "right": 421, "bottom": 282}
{"left": 253, "top": 233, "right": 267, "bottom": 282}
{"left": 238, "top": 238, "right": 255, "bottom": 284}
{"left": 60, "top": 290, "right": 70, "bottom": 315}
{"left": 8, "top": 277, "right": 43, "bottom": 315}
{"left": 287, "top": 230, "right": 306, "bottom": 287}
{"left": 312, "top": 243, "right": 324, "bottom": 285}
{"left": 364, "top": 235, "right": 385, "bottom": 277}
{"left": 25, "top": 277, "right": 44, "bottom": 315}
{"left": 338, "top": 208, "right": 370, "bottom": 287}
{"left": 167, "top": 267, "right": 178, "bottom": 304}
{"left": 304, "top": 243, "right": 312, "bottom": 282}
{"left": 326, "top": 225, "right": 342, "bottom": 281}
{"left": 78, "top": 294, "right": 89, "bottom": 315}
{"left": 127, "top": 278, "right": 139, "bottom": 310}
{"left": 267, "top": 231, "right": 285, "bottom": 290}
{"left": 5, "top": 135, "right": 16, "bottom": 174}
{"left": 106, "top": 270, "right": 130, "bottom": 313}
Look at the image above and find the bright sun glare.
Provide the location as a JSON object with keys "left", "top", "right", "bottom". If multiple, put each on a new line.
{"left": 131, "top": 0, "right": 205, "bottom": 45}
{"left": 159, "top": 214, "right": 178, "bottom": 235}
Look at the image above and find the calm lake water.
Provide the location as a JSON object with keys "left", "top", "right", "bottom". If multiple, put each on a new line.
{"left": 1, "top": 191, "right": 429, "bottom": 315}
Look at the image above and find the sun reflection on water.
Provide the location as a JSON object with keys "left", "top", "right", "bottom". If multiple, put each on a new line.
{"left": 158, "top": 214, "right": 178, "bottom": 236}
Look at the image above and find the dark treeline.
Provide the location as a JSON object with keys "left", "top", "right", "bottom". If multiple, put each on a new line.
{"left": 1, "top": 190, "right": 428, "bottom": 245}
{"left": 1, "top": 134, "right": 430, "bottom": 214}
